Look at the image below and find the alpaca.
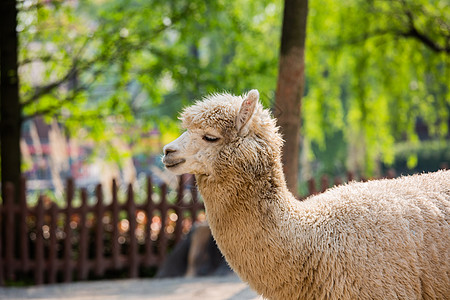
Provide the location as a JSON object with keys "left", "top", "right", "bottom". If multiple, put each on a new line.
{"left": 162, "top": 90, "right": 450, "bottom": 300}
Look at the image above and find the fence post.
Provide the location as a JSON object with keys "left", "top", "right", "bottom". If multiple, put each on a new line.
{"left": 111, "top": 180, "right": 120, "bottom": 270}
{"left": 63, "top": 178, "right": 74, "bottom": 282}
{"left": 19, "top": 177, "right": 29, "bottom": 273}
{"left": 190, "top": 176, "right": 199, "bottom": 222}
{"left": 48, "top": 203, "right": 58, "bottom": 284}
{"left": 78, "top": 189, "right": 89, "bottom": 281}
{"left": 158, "top": 183, "right": 168, "bottom": 264}
{"left": 174, "top": 175, "right": 184, "bottom": 243}
{"left": 386, "top": 169, "right": 396, "bottom": 179}
{"left": 320, "top": 175, "right": 329, "bottom": 193}
{"left": 127, "top": 184, "right": 138, "bottom": 278}
{"left": 35, "top": 196, "right": 45, "bottom": 285}
{"left": 347, "top": 171, "right": 354, "bottom": 182}
{"left": 95, "top": 184, "right": 105, "bottom": 277}
{"left": 144, "top": 176, "right": 155, "bottom": 266}
{"left": 4, "top": 183, "right": 15, "bottom": 282}
{"left": 333, "top": 176, "right": 343, "bottom": 187}
{"left": 307, "top": 178, "right": 316, "bottom": 196}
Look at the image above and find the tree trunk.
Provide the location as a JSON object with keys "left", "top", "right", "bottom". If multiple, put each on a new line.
{"left": 1, "top": 0, "right": 22, "bottom": 203}
{"left": 275, "top": 0, "right": 308, "bottom": 197}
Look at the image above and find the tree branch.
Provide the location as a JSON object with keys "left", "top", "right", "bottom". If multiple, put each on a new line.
{"left": 22, "top": 84, "right": 89, "bottom": 122}
{"left": 19, "top": 55, "right": 53, "bottom": 66}
{"left": 401, "top": 27, "right": 450, "bottom": 54}
{"left": 320, "top": 29, "right": 394, "bottom": 50}
{"left": 20, "top": 3, "right": 193, "bottom": 117}
{"left": 21, "top": 36, "right": 92, "bottom": 107}
{"left": 322, "top": 1, "right": 450, "bottom": 54}
{"left": 400, "top": 0, "right": 450, "bottom": 54}
{"left": 22, "top": 92, "right": 78, "bottom": 122}
{"left": 22, "top": 66, "right": 103, "bottom": 122}
{"left": 21, "top": 64, "right": 78, "bottom": 107}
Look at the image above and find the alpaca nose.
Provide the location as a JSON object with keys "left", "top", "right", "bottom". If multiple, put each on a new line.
{"left": 164, "top": 146, "right": 176, "bottom": 156}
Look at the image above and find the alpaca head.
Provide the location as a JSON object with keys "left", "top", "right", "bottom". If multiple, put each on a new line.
{"left": 162, "top": 90, "right": 283, "bottom": 179}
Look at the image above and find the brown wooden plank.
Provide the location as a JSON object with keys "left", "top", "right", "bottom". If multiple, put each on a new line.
{"left": 19, "top": 177, "right": 29, "bottom": 272}
{"left": 111, "top": 180, "right": 120, "bottom": 270}
{"left": 347, "top": 171, "right": 354, "bottom": 182}
{"left": 48, "top": 203, "right": 58, "bottom": 284}
{"left": 189, "top": 176, "right": 198, "bottom": 222}
{"left": 63, "top": 178, "right": 74, "bottom": 282}
{"left": 158, "top": 183, "right": 168, "bottom": 264}
{"left": 174, "top": 175, "right": 184, "bottom": 243}
{"left": 127, "top": 184, "right": 138, "bottom": 278}
{"left": 94, "top": 184, "right": 105, "bottom": 276}
{"left": 307, "top": 178, "right": 316, "bottom": 195}
{"left": 34, "top": 197, "right": 44, "bottom": 285}
{"left": 144, "top": 176, "right": 155, "bottom": 266}
{"left": 386, "top": 169, "right": 396, "bottom": 179}
{"left": 320, "top": 175, "right": 329, "bottom": 193}
{"left": 78, "top": 189, "right": 88, "bottom": 281}
{"left": 333, "top": 176, "right": 343, "bottom": 187}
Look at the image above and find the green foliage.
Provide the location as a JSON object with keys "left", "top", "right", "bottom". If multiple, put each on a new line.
{"left": 390, "top": 140, "right": 450, "bottom": 174}
{"left": 16, "top": 0, "right": 449, "bottom": 177}
{"left": 304, "top": 0, "right": 449, "bottom": 176}
{"left": 18, "top": 0, "right": 281, "bottom": 166}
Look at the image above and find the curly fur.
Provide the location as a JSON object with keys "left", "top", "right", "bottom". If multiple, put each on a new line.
{"left": 163, "top": 90, "right": 450, "bottom": 300}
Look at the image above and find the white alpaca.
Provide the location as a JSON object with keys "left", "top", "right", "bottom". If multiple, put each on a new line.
{"left": 163, "top": 90, "right": 450, "bottom": 300}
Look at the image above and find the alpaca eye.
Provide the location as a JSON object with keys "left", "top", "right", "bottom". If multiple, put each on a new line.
{"left": 203, "top": 135, "right": 220, "bottom": 142}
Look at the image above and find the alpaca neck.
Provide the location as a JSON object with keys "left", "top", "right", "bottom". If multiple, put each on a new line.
{"left": 196, "top": 161, "right": 292, "bottom": 228}
{"left": 195, "top": 165, "right": 301, "bottom": 289}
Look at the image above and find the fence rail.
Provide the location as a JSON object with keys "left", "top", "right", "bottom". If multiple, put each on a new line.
{"left": 0, "top": 175, "right": 203, "bottom": 286}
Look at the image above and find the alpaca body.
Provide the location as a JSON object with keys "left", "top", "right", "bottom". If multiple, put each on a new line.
{"left": 163, "top": 90, "right": 450, "bottom": 299}
{"left": 198, "top": 171, "right": 449, "bottom": 299}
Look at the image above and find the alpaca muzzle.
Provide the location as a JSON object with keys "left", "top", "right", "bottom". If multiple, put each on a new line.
{"left": 162, "top": 155, "right": 186, "bottom": 169}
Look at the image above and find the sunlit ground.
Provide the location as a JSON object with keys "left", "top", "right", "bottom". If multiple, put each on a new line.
{"left": 0, "top": 275, "right": 261, "bottom": 300}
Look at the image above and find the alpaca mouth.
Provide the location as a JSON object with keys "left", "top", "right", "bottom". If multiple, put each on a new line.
{"left": 164, "top": 158, "right": 186, "bottom": 168}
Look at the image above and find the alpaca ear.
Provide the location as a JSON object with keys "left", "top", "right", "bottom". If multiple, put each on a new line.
{"left": 236, "top": 89, "right": 259, "bottom": 135}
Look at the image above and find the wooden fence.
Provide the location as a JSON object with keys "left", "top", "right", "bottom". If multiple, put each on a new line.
{"left": 0, "top": 169, "right": 407, "bottom": 286}
{"left": 0, "top": 175, "right": 203, "bottom": 286}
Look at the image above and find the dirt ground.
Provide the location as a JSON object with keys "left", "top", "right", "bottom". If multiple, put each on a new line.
{"left": 0, "top": 275, "right": 261, "bottom": 300}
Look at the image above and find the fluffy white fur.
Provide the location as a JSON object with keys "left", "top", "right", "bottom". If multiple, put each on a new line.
{"left": 163, "top": 90, "right": 450, "bottom": 299}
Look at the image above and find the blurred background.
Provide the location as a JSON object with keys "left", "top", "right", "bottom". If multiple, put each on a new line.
{"left": 2, "top": 0, "right": 449, "bottom": 198}
{"left": 0, "top": 0, "right": 449, "bottom": 286}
